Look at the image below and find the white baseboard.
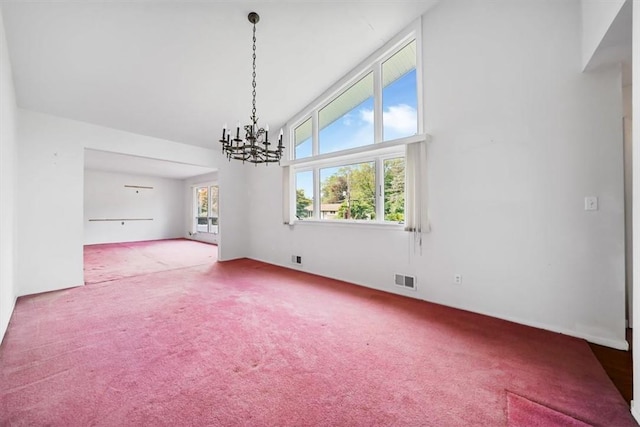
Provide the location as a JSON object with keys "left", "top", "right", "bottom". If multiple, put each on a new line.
{"left": 247, "top": 255, "right": 630, "bottom": 351}
{"left": 631, "top": 401, "right": 640, "bottom": 423}
{"left": 411, "top": 300, "right": 630, "bottom": 351}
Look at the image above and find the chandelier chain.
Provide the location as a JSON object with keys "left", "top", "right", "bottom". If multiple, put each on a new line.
{"left": 219, "top": 12, "right": 283, "bottom": 164}
{"left": 251, "top": 22, "right": 257, "bottom": 125}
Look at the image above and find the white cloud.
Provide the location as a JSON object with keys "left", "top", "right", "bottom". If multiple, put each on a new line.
{"left": 360, "top": 108, "right": 374, "bottom": 125}
{"left": 383, "top": 104, "right": 417, "bottom": 135}
{"left": 342, "top": 113, "right": 354, "bottom": 126}
{"left": 359, "top": 104, "right": 417, "bottom": 136}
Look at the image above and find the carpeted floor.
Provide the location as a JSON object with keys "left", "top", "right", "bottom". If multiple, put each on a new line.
{"left": 0, "top": 240, "right": 636, "bottom": 426}
{"left": 83, "top": 238, "right": 217, "bottom": 284}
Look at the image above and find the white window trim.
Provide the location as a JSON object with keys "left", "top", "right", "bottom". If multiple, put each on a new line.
{"left": 284, "top": 133, "right": 429, "bottom": 168}
{"left": 192, "top": 182, "right": 219, "bottom": 234}
{"left": 291, "top": 145, "right": 415, "bottom": 226}
{"left": 285, "top": 18, "right": 423, "bottom": 151}
{"left": 284, "top": 17, "right": 426, "bottom": 227}
{"left": 292, "top": 218, "right": 405, "bottom": 230}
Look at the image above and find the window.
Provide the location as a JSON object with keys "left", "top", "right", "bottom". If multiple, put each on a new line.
{"left": 384, "top": 158, "right": 405, "bottom": 222}
{"left": 320, "top": 161, "right": 375, "bottom": 220}
{"left": 319, "top": 73, "right": 374, "bottom": 155}
{"left": 194, "top": 185, "right": 219, "bottom": 233}
{"left": 287, "top": 22, "right": 421, "bottom": 225}
{"left": 294, "top": 118, "right": 312, "bottom": 160}
{"left": 295, "top": 171, "right": 313, "bottom": 219}
{"left": 382, "top": 41, "right": 417, "bottom": 141}
{"left": 210, "top": 185, "right": 219, "bottom": 233}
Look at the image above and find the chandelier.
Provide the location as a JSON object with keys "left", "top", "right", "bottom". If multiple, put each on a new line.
{"left": 219, "top": 12, "right": 284, "bottom": 164}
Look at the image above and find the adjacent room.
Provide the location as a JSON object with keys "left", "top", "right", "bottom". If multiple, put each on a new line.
{"left": 0, "top": 0, "right": 638, "bottom": 425}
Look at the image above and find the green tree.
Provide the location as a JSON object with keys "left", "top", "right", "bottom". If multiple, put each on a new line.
{"left": 321, "top": 175, "right": 347, "bottom": 203}
{"left": 384, "top": 158, "right": 405, "bottom": 222}
{"left": 296, "top": 189, "right": 312, "bottom": 218}
{"left": 322, "top": 163, "right": 376, "bottom": 220}
{"left": 197, "top": 188, "right": 208, "bottom": 217}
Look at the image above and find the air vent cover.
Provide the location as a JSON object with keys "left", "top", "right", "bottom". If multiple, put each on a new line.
{"left": 394, "top": 274, "right": 416, "bottom": 290}
{"left": 395, "top": 274, "right": 404, "bottom": 286}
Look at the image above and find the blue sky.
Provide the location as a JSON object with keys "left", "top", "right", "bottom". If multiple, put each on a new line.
{"left": 296, "top": 70, "right": 417, "bottom": 204}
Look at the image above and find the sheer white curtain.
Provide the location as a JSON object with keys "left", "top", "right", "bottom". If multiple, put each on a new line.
{"left": 282, "top": 166, "right": 292, "bottom": 224}
{"left": 404, "top": 141, "right": 429, "bottom": 235}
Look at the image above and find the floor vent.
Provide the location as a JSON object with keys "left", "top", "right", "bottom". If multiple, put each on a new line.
{"left": 394, "top": 274, "right": 416, "bottom": 290}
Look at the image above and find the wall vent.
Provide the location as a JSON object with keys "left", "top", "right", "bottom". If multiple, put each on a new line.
{"left": 394, "top": 274, "right": 416, "bottom": 290}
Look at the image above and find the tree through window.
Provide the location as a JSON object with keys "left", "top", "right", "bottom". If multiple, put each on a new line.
{"left": 287, "top": 22, "right": 420, "bottom": 225}
{"left": 194, "top": 185, "right": 219, "bottom": 233}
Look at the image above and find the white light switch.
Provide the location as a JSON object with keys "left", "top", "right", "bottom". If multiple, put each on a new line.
{"left": 584, "top": 196, "right": 598, "bottom": 211}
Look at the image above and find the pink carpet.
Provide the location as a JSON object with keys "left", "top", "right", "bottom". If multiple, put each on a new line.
{"left": 507, "top": 392, "right": 592, "bottom": 426}
{"left": 1, "top": 240, "right": 636, "bottom": 426}
{"left": 83, "top": 238, "right": 217, "bottom": 284}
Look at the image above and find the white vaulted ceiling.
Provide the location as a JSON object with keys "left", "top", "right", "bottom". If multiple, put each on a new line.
{"left": 1, "top": 1, "right": 438, "bottom": 150}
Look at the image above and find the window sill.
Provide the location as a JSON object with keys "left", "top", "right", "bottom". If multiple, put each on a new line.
{"left": 288, "top": 219, "right": 405, "bottom": 230}
{"left": 283, "top": 133, "right": 430, "bottom": 167}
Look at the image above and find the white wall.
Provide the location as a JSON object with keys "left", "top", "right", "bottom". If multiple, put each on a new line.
{"left": 0, "top": 7, "right": 17, "bottom": 342}
{"left": 623, "top": 83, "right": 632, "bottom": 327}
{"left": 183, "top": 172, "right": 219, "bottom": 245}
{"left": 580, "top": 0, "right": 626, "bottom": 70}
{"left": 182, "top": 169, "right": 249, "bottom": 261}
{"left": 217, "top": 162, "right": 249, "bottom": 261}
{"left": 246, "top": 0, "right": 627, "bottom": 349}
{"left": 16, "top": 110, "right": 244, "bottom": 296}
{"left": 84, "top": 170, "right": 184, "bottom": 245}
{"left": 631, "top": 0, "right": 639, "bottom": 420}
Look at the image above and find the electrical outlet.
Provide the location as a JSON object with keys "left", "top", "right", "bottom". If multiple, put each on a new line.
{"left": 584, "top": 196, "right": 598, "bottom": 211}
{"left": 291, "top": 255, "right": 302, "bottom": 265}
{"left": 454, "top": 274, "right": 462, "bottom": 285}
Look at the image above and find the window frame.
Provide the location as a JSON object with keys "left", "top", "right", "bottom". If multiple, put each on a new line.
{"left": 294, "top": 145, "right": 407, "bottom": 225}
{"left": 284, "top": 18, "right": 424, "bottom": 227}
{"left": 193, "top": 183, "right": 219, "bottom": 234}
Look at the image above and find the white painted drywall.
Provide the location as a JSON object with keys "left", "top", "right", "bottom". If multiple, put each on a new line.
{"left": 246, "top": 0, "right": 627, "bottom": 349}
{"left": 182, "top": 167, "right": 248, "bottom": 261}
{"left": 0, "top": 7, "right": 17, "bottom": 343}
{"left": 631, "top": 0, "right": 639, "bottom": 420}
{"left": 183, "top": 172, "right": 219, "bottom": 245}
{"left": 581, "top": 0, "right": 626, "bottom": 70}
{"left": 216, "top": 162, "right": 249, "bottom": 261}
{"left": 84, "top": 170, "right": 184, "bottom": 245}
{"left": 623, "top": 83, "right": 632, "bottom": 328}
{"left": 15, "top": 110, "right": 243, "bottom": 296}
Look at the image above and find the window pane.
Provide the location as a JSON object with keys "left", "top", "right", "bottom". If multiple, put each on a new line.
{"left": 382, "top": 40, "right": 417, "bottom": 141}
{"left": 210, "top": 185, "right": 219, "bottom": 217}
{"left": 209, "top": 185, "right": 219, "bottom": 233}
{"left": 294, "top": 118, "right": 312, "bottom": 159}
{"left": 320, "top": 162, "right": 376, "bottom": 220}
{"left": 384, "top": 158, "right": 405, "bottom": 222}
{"left": 196, "top": 187, "right": 208, "bottom": 233}
{"left": 319, "top": 73, "right": 374, "bottom": 155}
{"left": 296, "top": 171, "right": 314, "bottom": 219}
